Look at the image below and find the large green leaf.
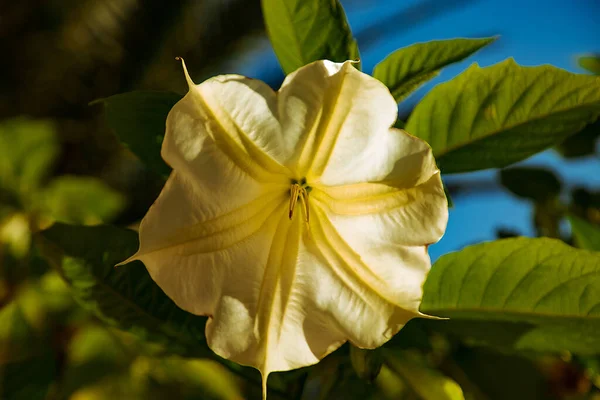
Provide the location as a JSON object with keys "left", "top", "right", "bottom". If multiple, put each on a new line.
{"left": 421, "top": 237, "right": 600, "bottom": 354}
{"left": 261, "top": 0, "right": 359, "bottom": 75}
{"left": 406, "top": 59, "right": 600, "bottom": 173}
{"left": 569, "top": 215, "right": 600, "bottom": 251}
{"left": 37, "top": 223, "right": 208, "bottom": 356}
{"left": 95, "top": 91, "right": 182, "bottom": 178}
{"left": 373, "top": 38, "right": 495, "bottom": 103}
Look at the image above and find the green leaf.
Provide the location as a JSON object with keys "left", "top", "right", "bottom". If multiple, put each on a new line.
{"left": 569, "top": 214, "right": 600, "bottom": 251}
{"left": 406, "top": 59, "right": 600, "bottom": 173}
{"left": 499, "top": 167, "right": 561, "bottom": 202}
{"left": 579, "top": 55, "right": 600, "bottom": 75}
{"left": 0, "top": 213, "right": 31, "bottom": 259}
{"left": 40, "top": 176, "right": 125, "bottom": 225}
{"left": 58, "top": 324, "right": 130, "bottom": 398}
{"left": 95, "top": 91, "right": 182, "bottom": 178}
{"left": 148, "top": 357, "right": 244, "bottom": 400}
{"left": 37, "top": 223, "right": 209, "bottom": 356}
{"left": 384, "top": 351, "right": 464, "bottom": 400}
{"left": 373, "top": 38, "right": 496, "bottom": 103}
{"left": 0, "top": 118, "right": 58, "bottom": 200}
{"left": 261, "top": 0, "right": 359, "bottom": 75}
{"left": 421, "top": 237, "right": 600, "bottom": 354}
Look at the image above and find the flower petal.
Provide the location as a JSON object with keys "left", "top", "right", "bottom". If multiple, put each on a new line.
{"left": 133, "top": 193, "right": 348, "bottom": 383}
{"left": 132, "top": 62, "right": 296, "bottom": 268}
{"left": 130, "top": 172, "right": 288, "bottom": 315}
{"left": 277, "top": 60, "right": 422, "bottom": 185}
{"left": 295, "top": 206, "right": 422, "bottom": 350}
{"left": 127, "top": 60, "right": 449, "bottom": 399}
{"left": 163, "top": 61, "right": 292, "bottom": 189}
{"left": 312, "top": 171, "right": 447, "bottom": 248}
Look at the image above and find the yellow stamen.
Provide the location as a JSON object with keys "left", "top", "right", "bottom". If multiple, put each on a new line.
{"left": 289, "top": 183, "right": 310, "bottom": 224}
{"left": 299, "top": 187, "right": 310, "bottom": 224}
{"left": 289, "top": 184, "right": 300, "bottom": 219}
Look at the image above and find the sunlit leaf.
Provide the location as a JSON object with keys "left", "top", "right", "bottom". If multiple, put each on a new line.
{"left": 500, "top": 167, "right": 561, "bottom": 202}
{"left": 57, "top": 324, "right": 131, "bottom": 398}
{"left": 0, "top": 213, "right": 31, "bottom": 259}
{"left": 95, "top": 91, "right": 182, "bottom": 178}
{"left": 151, "top": 357, "right": 244, "bottom": 400}
{"left": 261, "top": 0, "right": 359, "bottom": 75}
{"left": 421, "top": 237, "right": 600, "bottom": 354}
{"left": 385, "top": 350, "right": 464, "bottom": 400}
{"left": 373, "top": 37, "right": 495, "bottom": 102}
{"left": 406, "top": 59, "right": 600, "bottom": 173}
{"left": 40, "top": 176, "right": 125, "bottom": 225}
{"left": 374, "top": 364, "right": 408, "bottom": 399}
{"left": 569, "top": 214, "right": 600, "bottom": 251}
{"left": 0, "top": 118, "right": 58, "bottom": 199}
{"left": 38, "top": 223, "right": 208, "bottom": 356}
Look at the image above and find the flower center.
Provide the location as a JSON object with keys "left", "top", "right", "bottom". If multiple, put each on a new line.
{"left": 289, "top": 178, "right": 311, "bottom": 223}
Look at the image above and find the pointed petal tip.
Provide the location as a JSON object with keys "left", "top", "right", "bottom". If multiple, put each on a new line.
{"left": 114, "top": 253, "right": 138, "bottom": 268}
{"left": 261, "top": 371, "right": 269, "bottom": 400}
{"left": 417, "top": 311, "right": 448, "bottom": 321}
{"left": 175, "top": 56, "right": 195, "bottom": 88}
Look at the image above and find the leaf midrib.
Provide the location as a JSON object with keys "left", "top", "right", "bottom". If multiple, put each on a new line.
{"left": 431, "top": 89, "right": 600, "bottom": 159}
{"left": 387, "top": 47, "right": 477, "bottom": 94}
{"left": 421, "top": 307, "right": 600, "bottom": 323}
{"left": 279, "top": 0, "right": 307, "bottom": 69}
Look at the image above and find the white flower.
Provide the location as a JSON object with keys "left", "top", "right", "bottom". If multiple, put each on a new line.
{"left": 122, "top": 59, "right": 448, "bottom": 398}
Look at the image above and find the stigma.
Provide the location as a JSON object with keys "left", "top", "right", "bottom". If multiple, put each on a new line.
{"left": 289, "top": 181, "right": 310, "bottom": 224}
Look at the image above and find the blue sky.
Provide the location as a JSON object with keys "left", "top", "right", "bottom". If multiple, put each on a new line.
{"left": 236, "top": 0, "right": 600, "bottom": 260}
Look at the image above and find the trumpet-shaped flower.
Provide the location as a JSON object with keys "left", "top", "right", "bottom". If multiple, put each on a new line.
{"left": 122, "top": 59, "right": 448, "bottom": 398}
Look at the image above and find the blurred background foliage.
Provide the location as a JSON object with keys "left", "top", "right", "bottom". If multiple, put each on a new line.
{"left": 0, "top": 0, "right": 599, "bottom": 399}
